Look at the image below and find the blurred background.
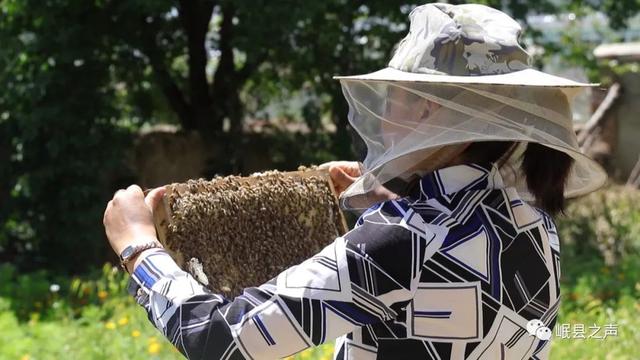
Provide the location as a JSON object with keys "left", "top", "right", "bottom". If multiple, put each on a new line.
{"left": 1, "top": 0, "right": 639, "bottom": 359}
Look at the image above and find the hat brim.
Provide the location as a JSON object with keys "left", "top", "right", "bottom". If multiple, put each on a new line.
{"left": 338, "top": 141, "right": 608, "bottom": 210}
{"left": 334, "top": 67, "right": 598, "bottom": 88}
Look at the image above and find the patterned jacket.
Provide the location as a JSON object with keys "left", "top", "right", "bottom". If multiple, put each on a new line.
{"left": 128, "top": 162, "right": 561, "bottom": 359}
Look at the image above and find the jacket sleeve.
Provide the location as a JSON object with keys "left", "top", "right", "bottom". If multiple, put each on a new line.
{"left": 128, "top": 201, "right": 430, "bottom": 360}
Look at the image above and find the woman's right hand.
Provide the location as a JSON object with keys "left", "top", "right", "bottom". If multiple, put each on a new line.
{"left": 318, "top": 161, "right": 362, "bottom": 195}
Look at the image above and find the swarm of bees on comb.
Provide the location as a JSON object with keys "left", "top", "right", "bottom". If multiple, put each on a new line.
{"left": 152, "top": 166, "right": 348, "bottom": 298}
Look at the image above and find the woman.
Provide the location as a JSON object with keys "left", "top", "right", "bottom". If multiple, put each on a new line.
{"left": 103, "top": 3, "right": 606, "bottom": 359}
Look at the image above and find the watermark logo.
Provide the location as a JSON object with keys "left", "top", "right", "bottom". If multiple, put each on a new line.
{"left": 527, "top": 319, "right": 552, "bottom": 340}
{"left": 526, "top": 319, "right": 619, "bottom": 340}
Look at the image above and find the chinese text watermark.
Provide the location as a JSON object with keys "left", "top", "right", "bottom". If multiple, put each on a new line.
{"left": 527, "top": 319, "right": 618, "bottom": 340}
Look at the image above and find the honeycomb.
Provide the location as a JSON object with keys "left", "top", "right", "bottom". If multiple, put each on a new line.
{"left": 153, "top": 166, "right": 347, "bottom": 298}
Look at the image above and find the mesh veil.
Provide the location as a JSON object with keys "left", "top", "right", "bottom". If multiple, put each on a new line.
{"left": 339, "top": 80, "right": 607, "bottom": 210}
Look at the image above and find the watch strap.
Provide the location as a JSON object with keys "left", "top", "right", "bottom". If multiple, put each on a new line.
{"left": 119, "top": 241, "right": 162, "bottom": 272}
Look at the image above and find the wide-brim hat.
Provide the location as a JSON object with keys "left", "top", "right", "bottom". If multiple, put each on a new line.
{"left": 332, "top": 3, "right": 607, "bottom": 209}
{"left": 334, "top": 3, "right": 597, "bottom": 88}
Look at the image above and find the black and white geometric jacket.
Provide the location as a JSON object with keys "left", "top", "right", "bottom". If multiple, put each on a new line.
{"left": 128, "top": 162, "right": 561, "bottom": 359}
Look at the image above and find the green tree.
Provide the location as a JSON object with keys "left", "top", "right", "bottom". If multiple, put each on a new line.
{"left": 0, "top": 0, "right": 132, "bottom": 272}
{"left": 2, "top": 0, "right": 639, "bottom": 273}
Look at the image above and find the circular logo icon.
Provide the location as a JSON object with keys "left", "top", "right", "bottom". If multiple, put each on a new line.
{"left": 527, "top": 319, "right": 551, "bottom": 340}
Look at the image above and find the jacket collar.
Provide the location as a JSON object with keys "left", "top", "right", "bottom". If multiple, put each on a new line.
{"left": 410, "top": 162, "right": 505, "bottom": 201}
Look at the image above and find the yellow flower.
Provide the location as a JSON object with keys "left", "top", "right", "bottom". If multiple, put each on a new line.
{"left": 28, "top": 312, "right": 40, "bottom": 326}
{"left": 118, "top": 316, "right": 129, "bottom": 326}
{"left": 98, "top": 290, "right": 108, "bottom": 300}
{"left": 131, "top": 330, "right": 141, "bottom": 338}
{"left": 20, "top": 354, "right": 30, "bottom": 360}
{"left": 105, "top": 321, "right": 116, "bottom": 330}
{"left": 148, "top": 342, "right": 161, "bottom": 355}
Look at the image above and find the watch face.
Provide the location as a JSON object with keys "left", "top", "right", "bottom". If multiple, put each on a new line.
{"left": 121, "top": 246, "right": 134, "bottom": 259}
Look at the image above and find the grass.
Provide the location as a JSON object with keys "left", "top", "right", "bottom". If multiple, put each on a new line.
{"left": 0, "top": 263, "right": 333, "bottom": 360}
{"left": 552, "top": 256, "right": 640, "bottom": 359}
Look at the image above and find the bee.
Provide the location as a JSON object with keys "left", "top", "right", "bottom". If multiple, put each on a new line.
{"left": 158, "top": 167, "right": 347, "bottom": 298}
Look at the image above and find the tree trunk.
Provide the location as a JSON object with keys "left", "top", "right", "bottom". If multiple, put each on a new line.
{"left": 179, "top": 0, "right": 218, "bottom": 139}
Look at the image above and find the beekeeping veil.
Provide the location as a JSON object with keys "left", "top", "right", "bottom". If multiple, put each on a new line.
{"left": 334, "top": 3, "right": 607, "bottom": 210}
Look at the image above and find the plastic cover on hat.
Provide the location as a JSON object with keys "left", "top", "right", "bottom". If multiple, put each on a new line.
{"left": 338, "top": 80, "right": 607, "bottom": 210}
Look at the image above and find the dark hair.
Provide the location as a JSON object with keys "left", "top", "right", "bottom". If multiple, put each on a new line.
{"left": 520, "top": 142, "right": 574, "bottom": 215}
{"left": 400, "top": 141, "right": 573, "bottom": 215}
{"left": 461, "top": 141, "right": 574, "bottom": 215}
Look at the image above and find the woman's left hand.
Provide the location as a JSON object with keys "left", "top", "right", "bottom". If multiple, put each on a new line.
{"left": 318, "top": 161, "right": 362, "bottom": 195}
{"left": 103, "top": 185, "right": 165, "bottom": 256}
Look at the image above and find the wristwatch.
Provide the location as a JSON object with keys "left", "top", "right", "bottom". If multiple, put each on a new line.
{"left": 119, "top": 241, "right": 163, "bottom": 272}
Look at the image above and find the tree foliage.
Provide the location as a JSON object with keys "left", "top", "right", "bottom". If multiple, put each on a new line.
{"left": 1, "top": 0, "right": 639, "bottom": 273}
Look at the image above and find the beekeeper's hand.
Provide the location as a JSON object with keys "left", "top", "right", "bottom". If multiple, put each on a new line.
{"left": 318, "top": 161, "right": 362, "bottom": 195}
{"left": 319, "top": 161, "right": 401, "bottom": 207}
{"left": 103, "top": 185, "right": 165, "bottom": 262}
